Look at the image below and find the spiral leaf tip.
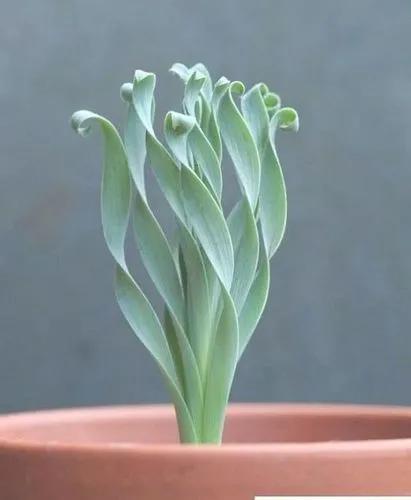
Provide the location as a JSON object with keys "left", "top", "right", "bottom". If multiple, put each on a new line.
{"left": 273, "top": 107, "right": 299, "bottom": 133}
{"left": 215, "top": 76, "right": 230, "bottom": 89}
{"left": 230, "top": 81, "right": 245, "bottom": 95}
{"left": 134, "top": 69, "right": 156, "bottom": 85}
{"left": 264, "top": 92, "right": 281, "bottom": 111}
{"left": 166, "top": 111, "right": 195, "bottom": 134}
{"left": 120, "top": 83, "right": 133, "bottom": 103}
{"left": 71, "top": 110, "right": 93, "bottom": 137}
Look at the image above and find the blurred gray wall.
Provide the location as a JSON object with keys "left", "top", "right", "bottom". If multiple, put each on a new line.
{"left": 1, "top": 0, "right": 411, "bottom": 413}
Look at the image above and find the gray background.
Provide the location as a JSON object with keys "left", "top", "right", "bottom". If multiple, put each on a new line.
{"left": 1, "top": 0, "right": 411, "bottom": 413}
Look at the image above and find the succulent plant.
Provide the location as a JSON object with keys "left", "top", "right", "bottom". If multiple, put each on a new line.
{"left": 71, "top": 63, "right": 299, "bottom": 444}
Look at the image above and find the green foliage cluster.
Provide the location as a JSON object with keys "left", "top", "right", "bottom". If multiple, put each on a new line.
{"left": 71, "top": 63, "right": 299, "bottom": 443}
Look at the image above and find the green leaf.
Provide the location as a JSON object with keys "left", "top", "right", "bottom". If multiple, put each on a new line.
{"left": 212, "top": 76, "right": 230, "bottom": 114}
{"left": 132, "top": 70, "right": 156, "bottom": 134}
{"left": 132, "top": 74, "right": 187, "bottom": 222}
{"left": 206, "top": 109, "right": 222, "bottom": 163}
{"left": 202, "top": 287, "right": 239, "bottom": 443}
{"left": 218, "top": 82, "right": 261, "bottom": 211}
{"left": 71, "top": 111, "right": 131, "bottom": 267}
{"left": 264, "top": 91, "right": 281, "bottom": 118}
{"left": 120, "top": 83, "right": 147, "bottom": 200}
{"left": 115, "top": 266, "right": 179, "bottom": 388}
{"left": 163, "top": 305, "right": 204, "bottom": 435}
{"left": 238, "top": 251, "right": 270, "bottom": 357}
{"left": 163, "top": 306, "right": 185, "bottom": 394}
{"left": 71, "top": 109, "right": 197, "bottom": 443}
{"left": 169, "top": 64, "right": 223, "bottom": 165}
{"left": 260, "top": 145, "right": 287, "bottom": 258}
{"left": 191, "top": 63, "right": 213, "bottom": 101}
{"left": 228, "top": 199, "right": 259, "bottom": 313}
{"left": 184, "top": 71, "right": 206, "bottom": 117}
{"left": 241, "top": 87, "right": 297, "bottom": 258}
{"left": 170, "top": 62, "right": 213, "bottom": 103}
{"left": 181, "top": 165, "right": 234, "bottom": 290}
{"left": 164, "top": 111, "right": 196, "bottom": 166}
{"left": 132, "top": 192, "right": 185, "bottom": 326}
{"left": 262, "top": 107, "right": 299, "bottom": 258}
{"left": 241, "top": 83, "right": 270, "bottom": 153}
{"left": 169, "top": 62, "right": 190, "bottom": 81}
{"left": 178, "top": 223, "right": 211, "bottom": 381}
{"left": 164, "top": 377, "right": 199, "bottom": 443}
{"left": 146, "top": 135, "right": 186, "bottom": 221}
{"left": 121, "top": 93, "right": 203, "bottom": 436}
{"left": 199, "top": 93, "right": 211, "bottom": 132}
{"left": 188, "top": 123, "right": 222, "bottom": 201}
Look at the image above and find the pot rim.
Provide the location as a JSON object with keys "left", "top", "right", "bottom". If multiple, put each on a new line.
{"left": 1, "top": 403, "right": 411, "bottom": 455}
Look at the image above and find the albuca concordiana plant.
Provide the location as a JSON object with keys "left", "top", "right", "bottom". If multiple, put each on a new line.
{"left": 71, "top": 63, "right": 299, "bottom": 444}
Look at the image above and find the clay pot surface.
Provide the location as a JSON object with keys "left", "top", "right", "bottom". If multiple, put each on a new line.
{"left": 1, "top": 403, "right": 411, "bottom": 499}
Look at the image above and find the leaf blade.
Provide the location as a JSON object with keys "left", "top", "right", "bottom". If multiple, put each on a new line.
{"left": 201, "top": 288, "right": 239, "bottom": 443}
{"left": 228, "top": 199, "right": 259, "bottom": 314}
{"left": 181, "top": 165, "right": 234, "bottom": 290}
{"left": 218, "top": 82, "right": 261, "bottom": 211}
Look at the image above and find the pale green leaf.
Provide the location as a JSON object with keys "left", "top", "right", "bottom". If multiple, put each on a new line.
{"left": 132, "top": 192, "right": 185, "bottom": 326}
{"left": 164, "top": 111, "right": 196, "bottom": 166}
{"left": 71, "top": 109, "right": 197, "bottom": 443}
{"left": 238, "top": 252, "right": 270, "bottom": 357}
{"left": 199, "top": 93, "right": 211, "bottom": 132}
{"left": 146, "top": 135, "right": 186, "bottom": 221}
{"left": 191, "top": 62, "right": 213, "bottom": 101}
{"left": 211, "top": 76, "right": 230, "bottom": 113}
{"left": 241, "top": 87, "right": 296, "bottom": 258}
{"left": 181, "top": 165, "right": 234, "bottom": 290}
{"left": 71, "top": 110, "right": 131, "bottom": 267}
{"left": 120, "top": 83, "right": 147, "bottom": 200}
{"left": 241, "top": 83, "right": 270, "bottom": 153}
{"left": 163, "top": 305, "right": 204, "bottom": 434}
{"left": 218, "top": 82, "right": 261, "bottom": 211}
{"left": 264, "top": 91, "right": 281, "bottom": 118}
{"left": 132, "top": 70, "right": 156, "bottom": 134}
{"left": 178, "top": 223, "right": 211, "bottom": 381}
{"left": 206, "top": 109, "right": 222, "bottom": 163}
{"left": 170, "top": 62, "right": 213, "bottom": 102}
{"left": 169, "top": 62, "right": 190, "bottom": 81}
{"left": 184, "top": 71, "right": 206, "bottom": 117}
{"left": 188, "top": 122, "right": 222, "bottom": 201}
{"left": 262, "top": 107, "right": 299, "bottom": 258}
{"left": 132, "top": 74, "right": 187, "bottom": 221}
{"left": 115, "top": 266, "right": 179, "bottom": 387}
{"left": 228, "top": 198, "right": 259, "bottom": 313}
{"left": 201, "top": 288, "right": 238, "bottom": 443}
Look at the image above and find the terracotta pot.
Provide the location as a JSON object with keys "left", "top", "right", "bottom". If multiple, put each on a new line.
{"left": 1, "top": 403, "right": 411, "bottom": 499}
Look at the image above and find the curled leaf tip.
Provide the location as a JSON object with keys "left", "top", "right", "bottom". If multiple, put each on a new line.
{"left": 192, "top": 70, "right": 206, "bottom": 83}
{"left": 70, "top": 110, "right": 95, "bottom": 137}
{"left": 230, "top": 81, "right": 245, "bottom": 95}
{"left": 272, "top": 107, "right": 299, "bottom": 132}
{"left": 258, "top": 82, "right": 269, "bottom": 96}
{"left": 264, "top": 92, "right": 281, "bottom": 114}
{"left": 169, "top": 62, "right": 190, "bottom": 79}
{"left": 120, "top": 83, "right": 133, "bottom": 103}
{"left": 187, "top": 70, "right": 206, "bottom": 91}
{"left": 215, "top": 76, "right": 230, "bottom": 89}
{"left": 192, "top": 62, "right": 208, "bottom": 72}
{"left": 134, "top": 69, "right": 156, "bottom": 84}
{"left": 166, "top": 111, "right": 195, "bottom": 135}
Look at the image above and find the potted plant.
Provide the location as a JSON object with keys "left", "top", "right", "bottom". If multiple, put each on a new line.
{"left": 0, "top": 63, "right": 411, "bottom": 499}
